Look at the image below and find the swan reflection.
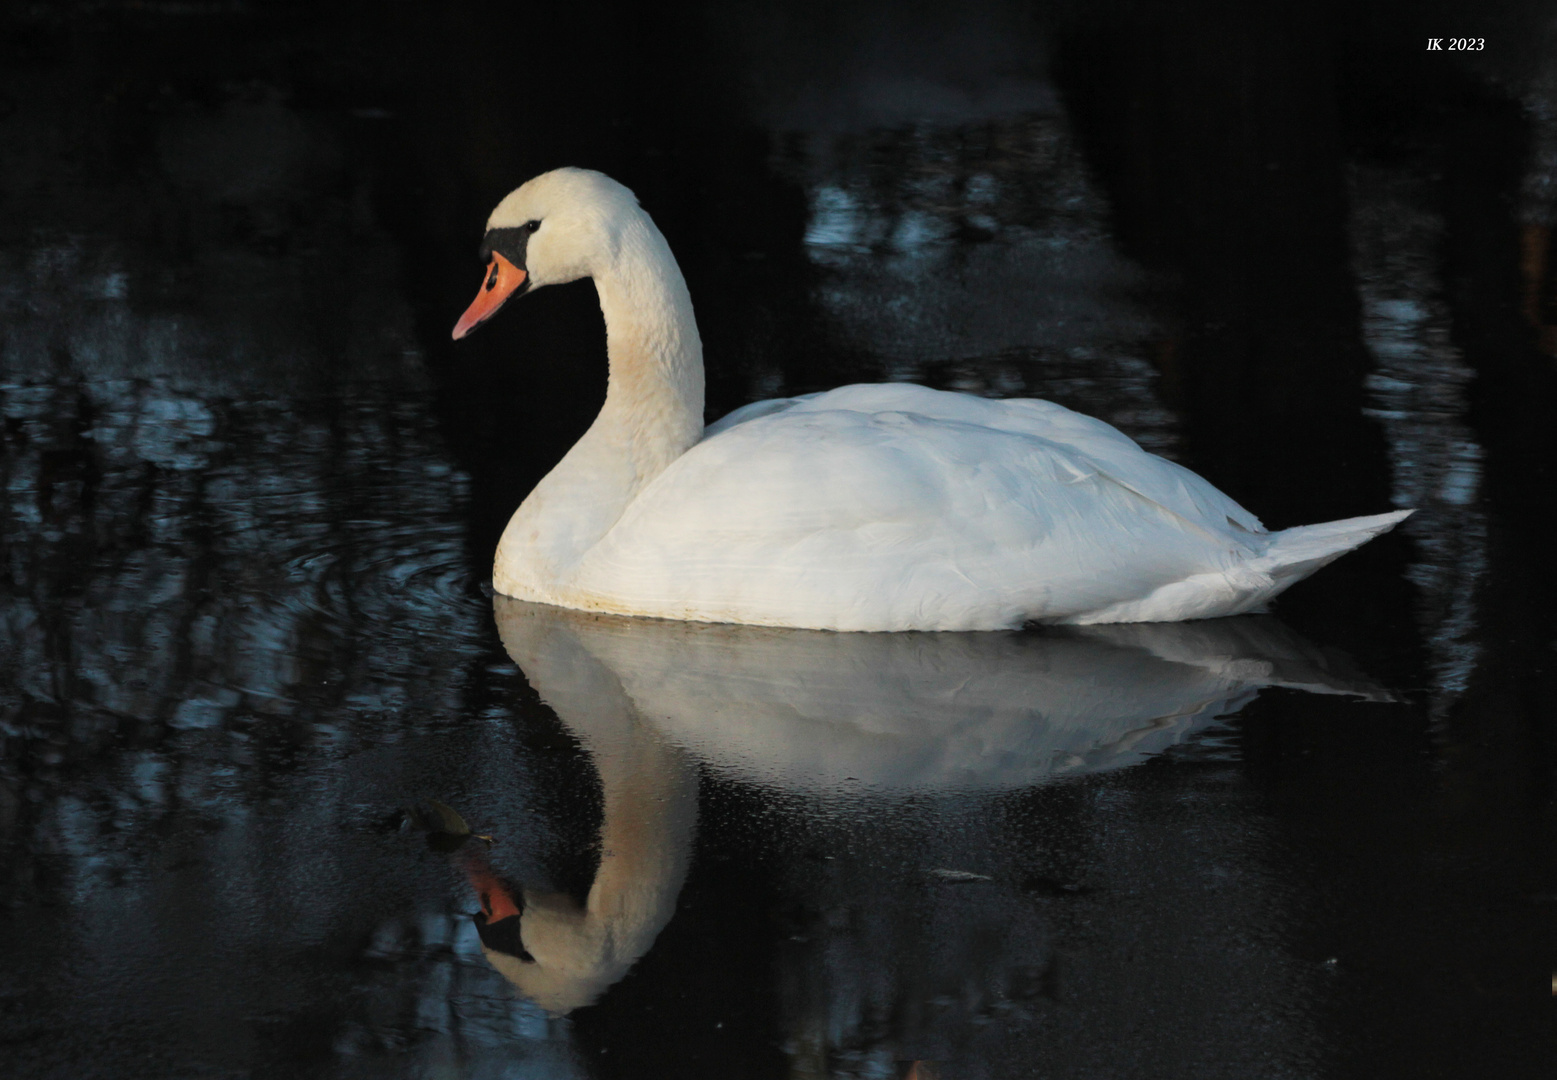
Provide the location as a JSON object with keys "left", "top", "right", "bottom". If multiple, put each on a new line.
{"left": 468, "top": 598, "right": 1385, "bottom": 1017}
{"left": 497, "top": 597, "right": 1386, "bottom": 792}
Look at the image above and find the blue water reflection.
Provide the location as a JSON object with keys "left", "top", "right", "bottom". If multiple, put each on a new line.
{"left": 3, "top": 2, "right": 1556, "bottom": 1078}
{"left": 776, "top": 119, "right": 1174, "bottom": 456}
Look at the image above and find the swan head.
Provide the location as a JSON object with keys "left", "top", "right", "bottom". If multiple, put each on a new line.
{"left": 467, "top": 862, "right": 635, "bottom": 1015}
{"left": 452, "top": 167, "right": 644, "bottom": 340}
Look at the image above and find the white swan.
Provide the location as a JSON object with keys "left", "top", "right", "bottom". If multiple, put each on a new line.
{"left": 454, "top": 168, "right": 1410, "bottom": 631}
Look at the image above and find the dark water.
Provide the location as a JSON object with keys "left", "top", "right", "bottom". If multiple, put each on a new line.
{"left": 3, "top": 2, "right": 1556, "bottom": 1077}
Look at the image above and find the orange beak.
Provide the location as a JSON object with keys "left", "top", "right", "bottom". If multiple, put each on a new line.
{"left": 465, "top": 861, "right": 523, "bottom": 922}
{"left": 452, "top": 252, "right": 528, "bottom": 340}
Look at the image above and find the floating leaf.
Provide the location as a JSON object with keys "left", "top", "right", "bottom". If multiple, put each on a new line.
{"left": 404, "top": 798, "right": 472, "bottom": 836}
{"left": 401, "top": 800, "right": 497, "bottom": 852}
{"left": 422, "top": 798, "right": 471, "bottom": 836}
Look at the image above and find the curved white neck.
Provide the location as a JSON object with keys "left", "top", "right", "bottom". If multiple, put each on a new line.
{"left": 494, "top": 215, "right": 704, "bottom": 598}
{"left": 594, "top": 219, "right": 705, "bottom": 456}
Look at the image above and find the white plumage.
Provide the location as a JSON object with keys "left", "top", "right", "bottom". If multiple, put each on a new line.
{"left": 459, "top": 168, "right": 1408, "bottom": 631}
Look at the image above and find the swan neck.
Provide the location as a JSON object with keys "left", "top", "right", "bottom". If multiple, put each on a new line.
{"left": 490, "top": 214, "right": 704, "bottom": 603}
{"left": 593, "top": 219, "right": 704, "bottom": 459}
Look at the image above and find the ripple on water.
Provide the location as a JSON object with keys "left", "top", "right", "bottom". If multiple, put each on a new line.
{"left": 0, "top": 376, "right": 491, "bottom": 757}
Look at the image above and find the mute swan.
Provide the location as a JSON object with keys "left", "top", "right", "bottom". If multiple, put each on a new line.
{"left": 454, "top": 168, "right": 1410, "bottom": 632}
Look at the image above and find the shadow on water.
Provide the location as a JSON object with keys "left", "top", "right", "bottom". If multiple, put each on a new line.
{"left": 2, "top": 1, "right": 1556, "bottom": 1078}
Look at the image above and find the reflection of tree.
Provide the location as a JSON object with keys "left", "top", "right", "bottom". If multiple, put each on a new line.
{"left": 0, "top": 13, "right": 553, "bottom": 1071}
{"left": 774, "top": 116, "right": 1175, "bottom": 456}
{"left": 1349, "top": 165, "right": 1487, "bottom": 711}
{"left": 0, "top": 359, "right": 600, "bottom": 1078}
{"left": 1056, "top": 8, "right": 1394, "bottom": 536}
{"left": 1, "top": 378, "right": 478, "bottom": 744}
{"left": 0, "top": 0, "right": 489, "bottom": 877}
{"left": 796, "top": 119, "right": 1106, "bottom": 252}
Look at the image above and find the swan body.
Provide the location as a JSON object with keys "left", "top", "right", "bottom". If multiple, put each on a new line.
{"left": 457, "top": 168, "right": 1409, "bottom": 632}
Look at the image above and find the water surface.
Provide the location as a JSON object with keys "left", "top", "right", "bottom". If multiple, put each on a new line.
{"left": 2, "top": 3, "right": 1555, "bottom": 1078}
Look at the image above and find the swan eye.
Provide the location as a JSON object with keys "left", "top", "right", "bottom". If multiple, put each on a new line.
{"left": 525, "top": 219, "right": 541, "bottom": 233}
{"left": 484, "top": 262, "right": 500, "bottom": 291}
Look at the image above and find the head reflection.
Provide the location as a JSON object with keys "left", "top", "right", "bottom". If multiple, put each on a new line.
{"left": 468, "top": 598, "right": 1385, "bottom": 1015}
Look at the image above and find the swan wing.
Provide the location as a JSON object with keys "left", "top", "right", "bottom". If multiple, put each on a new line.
{"left": 744, "top": 384, "right": 1266, "bottom": 535}
{"left": 568, "top": 385, "right": 1262, "bottom": 630}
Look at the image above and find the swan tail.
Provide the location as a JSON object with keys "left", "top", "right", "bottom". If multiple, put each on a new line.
{"left": 1251, "top": 508, "right": 1414, "bottom": 586}
{"left": 1251, "top": 504, "right": 1413, "bottom": 585}
{"left": 1061, "top": 509, "right": 1412, "bottom": 625}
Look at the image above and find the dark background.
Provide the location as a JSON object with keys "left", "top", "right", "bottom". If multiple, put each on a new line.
{"left": 2, "top": 0, "right": 1556, "bottom": 1077}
